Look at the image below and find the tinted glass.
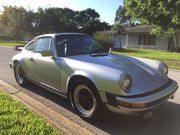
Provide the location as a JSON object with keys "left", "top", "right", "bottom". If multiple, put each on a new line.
{"left": 56, "top": 35, "right": 107, "bottom": 56}
{"left": 35, "top": 37, "right": 51, "bottom": 52}
{"left": 25, "top": 41, "right": 35, "bottom": 51}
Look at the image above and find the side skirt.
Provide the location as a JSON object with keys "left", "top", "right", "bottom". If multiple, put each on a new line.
{"left": 27, "top": 78, "right": 68, "bottom": 99}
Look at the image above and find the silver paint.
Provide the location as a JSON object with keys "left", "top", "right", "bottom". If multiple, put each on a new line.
{"left": 10, "top": 33, "right": 178, "bottom": 115}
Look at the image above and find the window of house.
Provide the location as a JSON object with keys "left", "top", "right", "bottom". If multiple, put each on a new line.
{"left": 138, "top": 34, "right": 156, "bottom": 45}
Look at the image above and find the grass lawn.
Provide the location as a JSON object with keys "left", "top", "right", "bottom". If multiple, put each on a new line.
{"left": 0, "top": 41, "right": 27, "bottom": 47}
{"left": 113, "top": 48, "right": 180, "bottom": 70}
{"left": 0, "top": 90, "right": 61, "bottom": 135}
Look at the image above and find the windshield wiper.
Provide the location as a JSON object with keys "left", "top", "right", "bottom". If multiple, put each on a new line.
{"left": 57, "top": 39, "right": 68, "bottom": 46}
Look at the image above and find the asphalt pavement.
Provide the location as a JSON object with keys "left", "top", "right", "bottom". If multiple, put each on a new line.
{"left": 0, "top": 45, "right": 180, "bottom": 135}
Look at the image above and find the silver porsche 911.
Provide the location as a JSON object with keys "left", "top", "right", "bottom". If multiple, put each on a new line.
{"left": 10, "top": 33, "right": 178, "bottom": 119}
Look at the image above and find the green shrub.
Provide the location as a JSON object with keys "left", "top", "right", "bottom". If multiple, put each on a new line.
{"left": 93, "top": 31, "right": 113, "bottom": 49}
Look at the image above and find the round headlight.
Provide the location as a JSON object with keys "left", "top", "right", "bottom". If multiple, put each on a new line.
{"left": 119, "top": 73, "right": 132, "bottom": 93}
{"left": 160, "top": 63, "right": 168, "bottom": 75}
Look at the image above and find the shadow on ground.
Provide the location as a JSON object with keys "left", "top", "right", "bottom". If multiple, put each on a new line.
{"left": 19, "top": 83, "right": 180, "bottom": 135}
{"left": 90, "top": 101, "right": 180, "bottom": 135}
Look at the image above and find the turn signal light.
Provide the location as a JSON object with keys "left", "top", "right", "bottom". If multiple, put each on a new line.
{"left": 117, "top": 101, "right": 146, "bottom": 109}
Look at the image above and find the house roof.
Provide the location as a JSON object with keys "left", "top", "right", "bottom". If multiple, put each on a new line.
{"left": 123, "top": 25, "right": 153, "bottom": 34}
{"left": 95, "top": 30, "right": 118, "bottom": 34}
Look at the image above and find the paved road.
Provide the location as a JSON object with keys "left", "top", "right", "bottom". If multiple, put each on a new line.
{"left": 0, "top": 46, "right": 180, "bottom": 135}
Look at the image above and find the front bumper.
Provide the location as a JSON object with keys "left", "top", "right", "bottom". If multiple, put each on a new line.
{"left": 104, "top": 79, "right": 178, "bottom": 116}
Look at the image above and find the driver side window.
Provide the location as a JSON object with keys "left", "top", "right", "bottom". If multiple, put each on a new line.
{"left": 25, "top": 41, "right": 35, "bottom": 51}
{"left": 35, "top": 37, "right": 51, "bottom": 52}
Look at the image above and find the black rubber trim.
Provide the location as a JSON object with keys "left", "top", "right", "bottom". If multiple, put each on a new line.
{"left": 27, "top": 78, "right": 67, "bottom": 99}
{"left": 119, "top": 79, "right": 173, "bottom": 98}
{"left": 106, "top": 87, "right": 177, "bottom": 108}
{"left": 106, "top": 93, "right": 117, "bottom": 106}
{"left": 146, "top": 90, "right": 176, "bottom": 106}
{"left": 106, "top": 79, "right": 174, "bottom": 104}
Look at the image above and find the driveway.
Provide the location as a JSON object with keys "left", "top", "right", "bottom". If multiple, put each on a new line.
{"left": 0, "top": 45, "right": 180, "bottom": 135}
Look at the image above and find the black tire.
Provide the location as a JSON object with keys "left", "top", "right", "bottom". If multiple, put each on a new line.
{"left": 14, "top": 62, "right": 29, "bottom": 86}
{"left": 70, "top": 79, "right": 104, "bottom": 120}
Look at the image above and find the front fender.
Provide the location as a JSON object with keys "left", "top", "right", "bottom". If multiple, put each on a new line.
{"left": 66, "top": 67, "right": 123, "bottom": 96}
{"left": 66, "top": 70, "right": 98, "bottom": 92}
{"left": 131, "top": 56, "right": 161, "bottom": 70}
{"left": 12, "top": 53, "right": 24, "bottom": 67}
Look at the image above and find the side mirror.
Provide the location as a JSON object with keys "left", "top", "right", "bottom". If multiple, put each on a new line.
{"left": 14, "top": 45, "right": 24, "bottom": 51}
{"left": 41, "top": 50, "right": 53, "bottom": 57}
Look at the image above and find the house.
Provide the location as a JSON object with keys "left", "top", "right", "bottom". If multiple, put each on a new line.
{"left": 121, "top": 25, "right": 180, "bottom": 50}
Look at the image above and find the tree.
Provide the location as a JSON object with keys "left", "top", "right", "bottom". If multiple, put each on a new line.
{"left": 0, "top": 6, "right": 111, "bottom": 38}
{"left": 62, "top": 8, "right": 78, "bottom": 32}
{"left": 23, "top": 10, "right": 39, "bottom": 36}
{"left": 74, "top": 8, "right": 110, "bottom": 34}
{"left": 114, "top": 6, "right": 131, "bottom": 25}
{"left": 75, "top": 8, "right": 100, "bottom": 25}
{"left": 111, "top": 23, "right": 124, "bottom": 33}
{"left": 35, "top": 7, "right": 68, "bottom": 34}
{"left": 125, "top": 0, "right": 180, "bottom": 51}
{"left": 0, "top": 6, "right": 28, "bottom": 41}
{"left": 33, "top": 7, "right": 105, "bottom": 34}
{"left": 80, "top": 20, "right": 110, "bottom": 35}
{"left": 74, "top": 8, "right": 100, "bottom": 28}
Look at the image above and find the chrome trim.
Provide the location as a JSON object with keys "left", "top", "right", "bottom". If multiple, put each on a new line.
{"left": 28, "top": 79, "right": 67, "bottom": 99}
{"left": 105, "top": 80, "right": 178, "bottom": 115}
{"left": 73, "top": 85, "right": 97, "bottom": 117}
{"left": 105, "top": 102, "right": 163, "bottom": 116}
{"left": 14, "top": 63, "right": 24, "bottom": 84}
{"left": 115, "top": 80, "right": 178, "bottom": 104}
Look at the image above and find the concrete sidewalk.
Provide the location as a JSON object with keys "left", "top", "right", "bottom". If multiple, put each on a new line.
{"left": 169, "top": 70, "right": 180, "bottom": 103}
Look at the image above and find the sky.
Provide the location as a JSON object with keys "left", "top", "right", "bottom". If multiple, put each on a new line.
{"left": 0, "top": 0, "right": 124, "bottom": 24}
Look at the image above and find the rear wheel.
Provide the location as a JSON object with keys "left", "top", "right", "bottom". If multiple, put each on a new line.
{"left": 14, "top": 62, "right": 29, "bottom": 86}
{"left": 70, "top": 80, "right": 103, "bottom": 119}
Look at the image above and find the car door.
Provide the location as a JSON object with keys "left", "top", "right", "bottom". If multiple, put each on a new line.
{"left": 31, "top": 37, "right": 61, "bottom": 90}
{"left": 23, "top": 40, "right": 37, "bottom": 80}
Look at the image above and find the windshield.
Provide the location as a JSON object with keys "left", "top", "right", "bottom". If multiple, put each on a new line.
{"left": 55, "top": 34, "right": 107, "bottom": 57}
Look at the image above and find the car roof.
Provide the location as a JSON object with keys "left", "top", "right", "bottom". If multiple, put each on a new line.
{"left": 36, "top": 33, "right": 88, "bottom": 38}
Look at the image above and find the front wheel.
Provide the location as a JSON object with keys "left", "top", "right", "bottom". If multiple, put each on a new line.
{"left": 70, "top": 80, "right": 103, "bottom": 119}
{"left": 14, "top": 62, "right": 29, "bottom": 86}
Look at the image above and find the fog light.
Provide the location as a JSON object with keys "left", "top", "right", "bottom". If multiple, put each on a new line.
{"left": 117, "top": 101, "right": 146, "bottom": 109}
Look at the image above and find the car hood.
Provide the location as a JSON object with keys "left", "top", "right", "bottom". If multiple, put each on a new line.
{"left": 69, "top": 54, "right": 169, "bottom": 96}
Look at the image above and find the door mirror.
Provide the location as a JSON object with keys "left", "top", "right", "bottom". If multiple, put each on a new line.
{"left": 41, "top": 50, "right": 53, "bottom": 57}
{"left": 14, "top": 45, "right": 24, "bottom": 51}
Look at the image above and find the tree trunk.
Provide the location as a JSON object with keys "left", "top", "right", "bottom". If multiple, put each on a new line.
{"left": 173, "top": 34, "right": 180, "bottom": 52}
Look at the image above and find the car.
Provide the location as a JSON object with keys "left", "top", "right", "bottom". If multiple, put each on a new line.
{"left": 10, "top": 33, "right": 178, "bottom": 119}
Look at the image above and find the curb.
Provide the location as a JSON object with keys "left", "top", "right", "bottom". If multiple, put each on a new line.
{"left": 0, "top": 80, "right": 94, "bottom": 135}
